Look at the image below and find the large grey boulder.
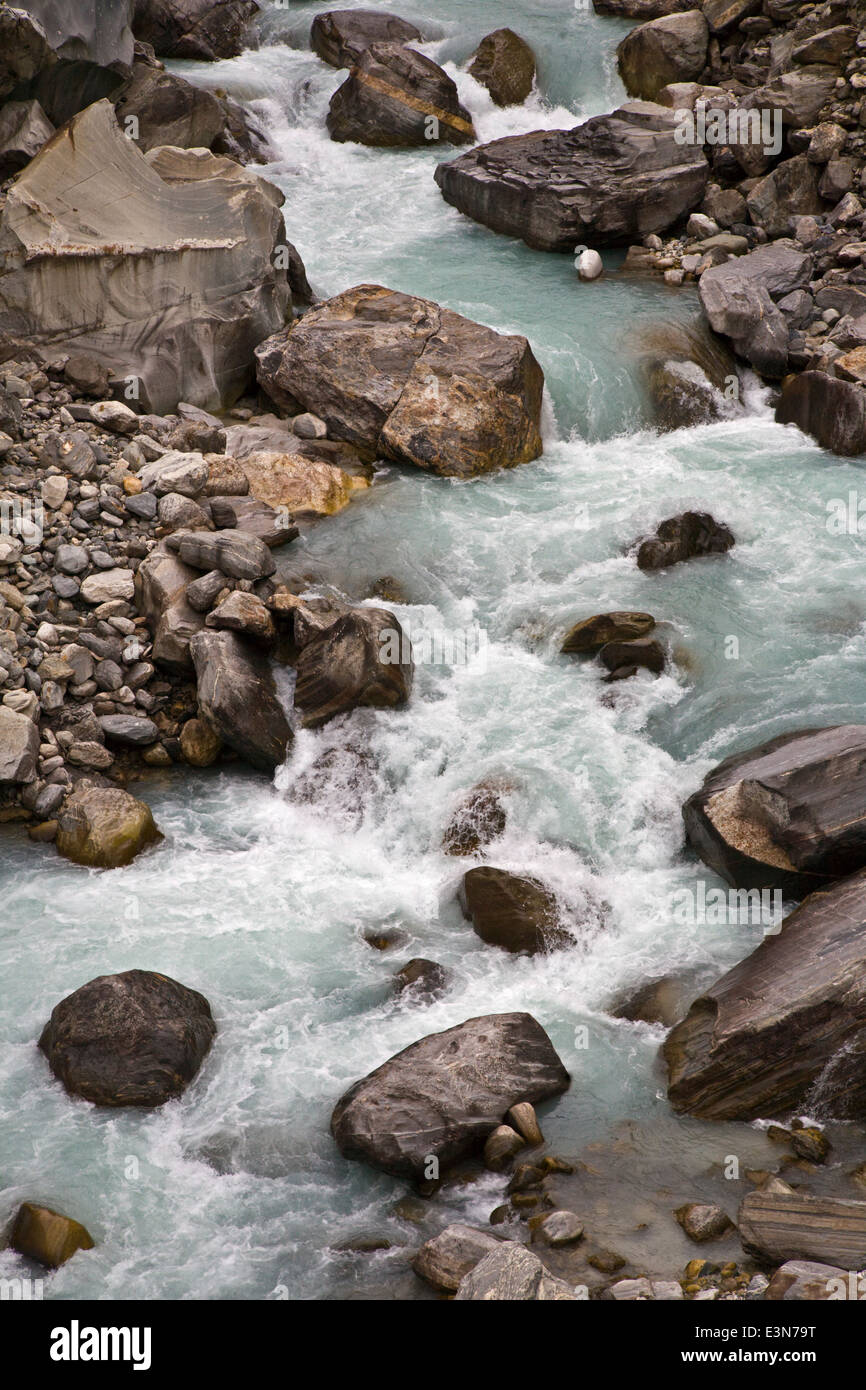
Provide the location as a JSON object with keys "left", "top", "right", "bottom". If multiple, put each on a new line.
{"left": 18, "top": 0, "right": 135, "bottom": 68}
{"left": 293, "top": 606, "right": 413, "bottom": 728}
{"left": 328, "top": 42, "right": 475, "bottom": 147}
{"left": 190, "top": 628, "right": 291, "bottom": 772}
{"left": 112, "top": 64, "right": 227, "bottom": 153}
{"left": 331, "top": 1012, "right": 570, "bottom": 1179}
{"left": 746, "top": 155, "right": 824, "bottom": 238}
{"left": 131, "top": 0, "right": 259, "bottom": 60}
{"left": 776, "top": 372, "right": 866, "bottom": 458}
{"left": 664, "top": 868, "right": 866, "bottom": 1121}
{"left": 39, "top": 969, "right": 215, "bottom": 1107}
{"left": 256, "top": 284, "right": 544, "bottom": 478}
{"left": 434, "top": 102, "right": 708, "bottom": 252}
{"left": 683, "top": 725, "right": 866, "bottom": 894}
{"left": 310, "top": 9, "right": 423, "bottom": 68}
{"left": 455, "top": 1244, "right": 581, "bottom": 1300}
{"left": 617, "top": 12, "right": 709, "bottom": 101}
{"left": 0, "top": 706, "right": 39, "bottom": 784}
{"left": 412, "top": 1225, "right": 503, "bottom": 1292}
{"left": 0, "top": 100, "right": 293, "bottom": 415}
{"left": 166, "top": 528, "right": 276, "bottom": 581}
{"left": 134, "top": 541, "right": 205, "bottom": 672}
{"left": 698, "top": 241, "right": 812, "bottom": 378}
{"left": 739, "top": 1192, "right": 866, "bottom": 1271}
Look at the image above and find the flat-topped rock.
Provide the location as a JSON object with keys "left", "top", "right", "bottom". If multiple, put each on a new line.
{"left": 739, "top": 1191, "right": 866, "bottom": 1271}
{"left": 310, "top": 9, "right": 423, "bottom": 68}
{"left": 434, "top": 102, "right": 708, "bottom": 252}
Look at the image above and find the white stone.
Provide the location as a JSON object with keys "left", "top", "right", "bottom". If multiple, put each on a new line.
{"left": 577, "top": 248, "right": 603, "bottom": 281}
{"left": 80, "top": 568, "right": 135, "bottom": 605}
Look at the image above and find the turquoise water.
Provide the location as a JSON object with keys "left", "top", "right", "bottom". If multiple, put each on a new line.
{"left": 2, "top": 0, "right": 865, "bottom": 1300}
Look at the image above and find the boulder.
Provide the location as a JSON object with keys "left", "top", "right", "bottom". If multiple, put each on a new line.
{"left": 739, "top": 1192, "right": 866, "bottom": 1271}
{"left": 764, "top": 1260, "right": 848, "bottom": 1300}
{"left": 562, "top": 611, "right": 655, "bottom": 654}
{"left": 0, "top": 99, "right": 54, "bottom": 176}
{"left": 0, "top": 7, "right": 56, "bottom": 101}
{"left": 394, "top": 957, "right": 450, "bottom": 1000}
{"left": 190, "top": 628, "right": 291, "bottom": 771}
{"left": 98, "top": 714, "right": 159, "bottom": 746}
{"left": 792, "top": 26, "right": 857, "bottom": 67}
{"left": 434, "top": 102, "right": 708, "bottom": 252}
{"left": 744, "top": 68, "right": 838, "bottom": 131}
{"left": 310, "top": 9, "right": 423, "bottom": 69}
{"left": 39, "top": 968, "right": 215, "bottom": 1106}
{"left": 455, "top": 1244, "right": 580, "bottom": 1300}
{"left": 599, "top": 636, "right": 665, "bottom": 673}
{"left": 113, "top": 64, "right": 226, "bottom": 153}
{"left": 412, "top": 1225, "right": 502, "bottom": 1291}
{"left": 746, "top": 155, "right": 824, "bottom": 238}
{"left": 165, "top": 528, "right": 276, "bottom": 581}
{"left": 664, "top": 867, "right": 866, "bottom": 1121}
{"left": 700, "top": 0, "right": 760, "bottom": 32}
{"left": 327, "top": 42, "right": 475, "bottom": 147}
{"left": 0, "top": 706, "right": 39, "bottom": 784}
{"left": 610, "top": 973, "right": 691, "bottom": 1027}
{"left": 0, "top": 100, "right": 291, "bottom": 415}
{"left": 699, "top": 241, "right": 812, "bottom": 378}
{"left": 617, "top": 13, "right": 709, "bottom": 102}
{"left": 293, "top": 607, "right": 413, "bottom": 728}
{"left": 239, "top": 448, "right": 368, "bottom": 515}
{"left": 205, "top": 590, "right": 276, "bottom": 645}
{"left": 468, "top": 29, "right": 536, "bottom": 107}
{"left": 79, "top": 568, "right": 135, "bottom": 604}
{"left": 776, "top": 372, "right": 866, "bottom": 457}
{"left": 675, "top": 1202, "right": 733, "bottom": 1241}
{"left": 131, "top": 0, "right": 259, "bottom": 60}
{"left": 21, "top": 0, "right": 135, "bottom": 67}
{"left": 179, "top": 715, "right": 222, "bottom": 766}
{"left": 442, "top": 782, "right": 507, "bottom": 855}
{"left": 55, "top": 782, "right": 162, "bottom": 868}
{"left": 331, "top": 1011, "right": 570, "bottom": 1179}
{"left": 636, "top": 511, "right": 734, "bottom": 570}
{"left": 683, "top": 725, "right": 866, "bottom": 893}
{"left": 460, "top": 867, "right": 570, "bottom": 955}
{"left": 134, "top": 542, "right": 204, "bottom": 671}
{"left": 139, "top": 450, "right": 209, "bottom": 497}
{"left": 255, "top": 285, "right": 544, "bottom": 478}
{"left": 9, "top": 1203, "right": 94, "bottom": 1269}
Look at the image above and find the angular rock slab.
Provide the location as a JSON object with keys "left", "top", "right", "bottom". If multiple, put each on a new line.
{"left": 664, "top": 867, "right": 866, "bottom": 1121}
{"left": 39, "top": 969, "right": 215, "bottom": 1107}
{"left": 683, "top": 725, "right": 866, "bottom": 894}
{"left": 434, "top": 101, "right": 708, "bottom": 252}
{"left": 698, "top": 240, "right": 812, "bottom": 378}
{"left": 256, "top": 284, "right": 544, "bottom": 477}
{"left": 455, "top": 1244, "right": 581, "bottom": 1300}
{"left": 190, "top": 628, "right": 291, "bottom": 772}
{"left": 776, "top": 371, "right": 866, "bottom": 458}
{"left": 327, "top": 42, "right": 475, "bottom": 147}
{"left": 310, "top": 9, "right": 423, "bottom": 69}
{"left": 293, "top": 606, "right": 413, "bottom": 728}
{"left": 331, "top": 1012, "right": 570, "bottom": 1179}
{"left": 739, "top": 1192, "right": 866, "bottom": 1271}
{"left": 0, "top": 100, "right": 291, "bottom": 415}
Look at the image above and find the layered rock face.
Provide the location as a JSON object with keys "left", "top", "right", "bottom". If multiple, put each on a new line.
{"left": 39, "top": 969, "right": 216, "bottom": 1106}
{"left": 664, "top": 868, "right": 866, "bottom": 1121}
{"left": 683, "top": 725, "right": 866, "bottom": 895}
{"left": 0, "top": 100, "right": 292, "bottom": 415}
{"left": 256, "top": 285, "right": 544, "bottom": 477}
{"left": 327, "top": 42, "right": 475, "bottom": 147}
{"left": 776, "top": 370, "right": 866, "bottom": 456}
{"left": 434, "top": 102, "right": 708, "bottom": 251}
{"left": 132, "top": 0, "right": 259, "bottom": 60}
{"left": 331, "top": 1012, "right": 570, "bottom": 1178}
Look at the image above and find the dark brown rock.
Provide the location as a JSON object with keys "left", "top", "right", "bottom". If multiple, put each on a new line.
{"left": 293, "top": 606, "right": 413, "bottom": 728}
{"left": 132, "top": 0, "right": 258, "bottom": 60}
{"left": 617, "top": 13, "right": 709, "bottom": 102}
{"left": 310, "top": 8, "right": 423, "bottom": 69}
{"left": 468, "top": 29, "right": 536, "bottom": 107}
{"left": 776, "top": 372, "right": 866, "bottom": 458}
{"left": 190, "top": 628, "right": 291, "bottom": 771}
{"left": 636, "top": 511, "right": 734, "bottom": 570}
{"left": 460, "top": 866, "right": 570, "bottom": 955}
{"left": 599, "top": 637, "right": 665, "bottom": 673}
{"left": 562, "top": 611, "right": 655, "bottom": 654}
{"left": 394, "top": 957, "right": 450, "bottom": 1000}
{"left": 39, "top": 969, "right": 216, "bottom": 1107}
{"left": 9, "top": 1203, "right": 94, "bottom": 1269}
{"left": 327, "top": 42, "right": 475, "bottom": 147}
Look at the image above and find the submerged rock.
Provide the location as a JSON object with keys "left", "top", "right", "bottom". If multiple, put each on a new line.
{"left": 0, "top": 100, "right": 292, "bottom": 415}
{"left": 310, "top": 9, "right": 423, "bottom": 69}
{"left": 468, "top": 29, "right": 536, "bottom": 107}
{"left": 610, "top": 973, "right": 692, "bottom": 1027}
{"left": 636, "top": 511, "right": 734, "bottom": 570}
{"left": 39, "top": 969, "right": 215, "bottom": 1106}
{"left": 460, "top": 866, "right": 570, "bottom": 955}
{"left": 331, "top": 1011, "right": 569, "bottom": 1179}
{"left": 292, "top": 607, "right": 413, "bottom": 727}
{"left": 434, "top": 102, "right": 708, "bottom": 252}
{"left": 55, "top": 783, "right": 161, "bottom": 868}
{"left": 664, "top": 868, "right": 866, "bottom": 1121}
{"left": 394, "top": 957, "right": 450, "bottom": 1001}
{"left": 9, "top": 1202, "right": 94, "bottom": 1269}
{"left": 683, "top": 725, "right": 866, "bottom": 893}
{"left": 328, "top": 42, "right": 475, "bottom": 147}
{"left": 256, "top": 285, "right": 544, "bottom": 478}
{"left": 190, "top": 628, "right": 291, "bottom": 772}
{"left": 442, "top": 782, "right": 508, "bottom": 855}
{"left": 561, "top": 611, "right": 655, "bottom": 654}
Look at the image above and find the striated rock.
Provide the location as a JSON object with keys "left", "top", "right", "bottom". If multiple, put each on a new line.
{"left": 132, "top": 0, "right": 259, "bottom": 60}
{"left": 39, "top": 969, "right": 215, "bottom": 1106}
{"left": 442, "top": 782, "right": 507, "bottom": 855}
{"left": 412, "top": 1225, "right": 502, "bottom": 1292}
{"left": 664, "top": 868, "right": 866, "bottom": 1121}
{"left": 636, "top": 511, "right": 734, "bottom": 570}
{"left": 468, "top": 29, "right": 536, "bottom": 107}
{"left": 683, "top": 725, "right": 866, "bottom": 893}
{"left": 739, "top": 1191, "right": 866, "bottom": 1271}
{"left": 190, "top": 628, "right": 291, "bottom": 772}
{"left": 9, "top": 1203, "right": 94, "bottom": 1269}
{"left": 562, "top": 611, "right": 655, "bottom": 654}
{"left": 22, "top": 0, "right": 135, "bottom": 66}
{"left": 331, "top": 1011, "right": 570, "bottom": 1179}
{"left": 55, "top": 783, "right": 162, "bottom": 868}
{"left": 460, "top": 866, "right": 570, "bottom": 954}
{"left": 206, "top": 591, "right": 275, "bottom": 645}
{"left": 617, "top": 13, "right": 709, "bottom": 102}
{"left": 764, "top": 1259, "right": 848, "bottom": 1300}
{"left": 293, "top": 606, "right": 413, "bottom": 727}
{"left": 0, "top": 100, "right": 291, "bottom": 415}
{"left": 256, "top": 285, "right": 544, "bottom": 478}
{"left": 166, "top": 528, "right": 276, "bottom": 581}
{"left": 0, "top": 706, "right": 39, "bottom": 784}
{"left": 455, "top": 1244, "right": 580, "bottom": 1300}
{"left": 310, "top": 9, "right": 423, "bottom": 69}
{"left": 776, "top": 372, "right": 866, "bottom": 458}
{"left": 327, "top": 42, "right": 475, "bottom": 147}
{"left": 434, "top": 102, "right": 708, "bottom": 252}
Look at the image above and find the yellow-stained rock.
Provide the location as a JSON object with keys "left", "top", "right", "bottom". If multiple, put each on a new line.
{"left": 10, "top": 1202, "right": 94, "bottom": 1268}
{"left": 55, "top": 782, "right": 162, "bottom": 868}
{"left": 241, "top": 449, "right": 368, "bottom": 516}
